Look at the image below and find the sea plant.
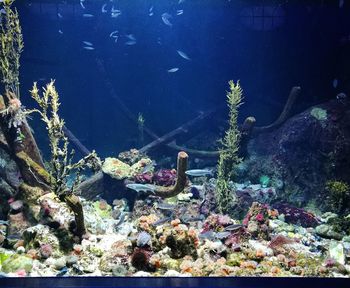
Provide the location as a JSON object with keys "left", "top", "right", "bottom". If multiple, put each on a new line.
{"left": 0, "top": 0, "right": 23, "bottom": 99}
{"left": 29, "top": 80, "right": 101, "bottom": 238}
{"left": 29, "top": 81, "right": 101, "bottom": 196}
{"left": 325, "top": 180, "right": 350, "bottom": 215}
{"left": 216, "top": 80, "right": 243, "bottom": 214}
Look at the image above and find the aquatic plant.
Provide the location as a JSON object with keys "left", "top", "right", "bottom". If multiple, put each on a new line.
{"left": 325, "top": 180, "right": 350, "bottom": 214}
{"left": 0, "top": 0, "right": 23, "bottom": 98}
{"left": 216, "top": 80, "right": 243, "bottom": 214}
{"left": 29, "top": 81, "right": 100, "bottom": 196}
{"left": 29, "top": 80, "right": 101, "bottom": 238}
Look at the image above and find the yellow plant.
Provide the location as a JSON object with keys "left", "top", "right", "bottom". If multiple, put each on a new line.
{"left": 216, "top": 80, "right": 243, "bottom": 214}
{"left": 30, "top": 81, "right": 101, "bottom": 196}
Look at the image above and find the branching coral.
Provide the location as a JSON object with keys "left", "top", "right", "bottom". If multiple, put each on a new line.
{"left": 216, "top": 80, "right": 243, "bottom": 214}
{"left": 0, "top": 0, "right": 23, "bottom": 98}
{"left": 29, "top": 81, "right": 101, "bottom": 196}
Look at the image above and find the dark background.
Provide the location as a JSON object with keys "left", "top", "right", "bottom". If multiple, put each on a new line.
{"left": 10, "top": 0, "right": 350, "bottom": 160}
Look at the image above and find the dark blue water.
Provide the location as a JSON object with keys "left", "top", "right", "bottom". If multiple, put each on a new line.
{"left": 15, "top": 0, "right": 350, "bottom": 159}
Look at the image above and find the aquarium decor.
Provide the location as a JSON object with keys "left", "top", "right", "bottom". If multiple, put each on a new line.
{"left": 0, "top": 0, "right": 349, "bottom": 284}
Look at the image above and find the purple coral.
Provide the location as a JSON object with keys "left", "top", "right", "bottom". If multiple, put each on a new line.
{"left": 153, "top": 169, "right": 176, "bottom": 186}
{"left": 39, "top": 244, "right": 53, "bottom": 259}
{"left": 273, "top": 203, "right": 319, "bottom": 227}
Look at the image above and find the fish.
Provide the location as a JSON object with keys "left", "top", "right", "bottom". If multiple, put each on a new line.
{"left": 126, "top": 183, "right": 155, "bottom": 193}
{"left": 333, "top": 78, "right": 338, "bottom": 88}
{"left": 215, "top": 231, "right": 231, "bottom": 239}
{"left": 58, "top": 29, "right": 63, "bottom": 34}
{"left": 101, "top": 4, "right": 107, "bottom": 13}
{"left": 161, "top": 13, "right": 173, "bottom": 27}
{"left": 126, "top": 34, "right": 136, "bottom": 41}
{"left": 114, "top": 212, "right": 128, "bottom": 227}
{"left": 185, "top": 169, "right": 213, "bottom": 177}
{"left": 82, "top": 41, "right": 93, "bottom": 46}
{"left": 57, "top": 13, "right": 63, "bottom": 18}
{"left": 157, "top": 202, "right": 176, "bottom": 210}
{"left": 111, "top": 6, "right": 121, "bottom": 13}
{"left": 83, "top": 46, "right": 95, "bottom": 50}
{"left": 167, "top": 67, "right": 179, "bottom": 73}
{"left": 176, "top": 10, "right": 183, "bottom": 16}
{"left": 111, "top": 12, "right": 121, "bottom": 18}
{"left": 180, "top": 214, "right": 205, "bottom": 224}
{"left": 0, "top": 220, "right": 9, "bottom": 225}
{"left": 80, "top": 0, "right": 85, "bottom": 9}
{"left": 125, "top": 40, "right": 136, "bottom": 46}
{"left": 198, "top": 230, "right": 215, "bottom": 240}
{"left": 83, "top": 14, "right": 94, "bottom": 18}
{"left": 149, "top": 6, "right": 154, "bottom": 16}
{"left": 109, "top": 30, "right": 118, "bottom": 37}
{"left": 177, "top": 50, "right": 191, "bottom": 60}
{"left": 224, "top": 224, "right": 243, "bottom": 231}
{"left": 151, "top": 217, "right": 172, "bottom": 226}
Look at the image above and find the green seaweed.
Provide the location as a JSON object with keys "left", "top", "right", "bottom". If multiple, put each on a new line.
{"left": 216, "top": 80, "right": 243, "bottom": 214}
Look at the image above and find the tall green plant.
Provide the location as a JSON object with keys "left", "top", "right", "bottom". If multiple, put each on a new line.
{"left": 0, "top": 0, "right": 23, "bottom": 98}
{"left": 216, "top": 80, "right": 243, "bottom": 214}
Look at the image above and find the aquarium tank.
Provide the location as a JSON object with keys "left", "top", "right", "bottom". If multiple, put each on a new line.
{"left": 0, "top": 0, "right": 350, "bottom": 282}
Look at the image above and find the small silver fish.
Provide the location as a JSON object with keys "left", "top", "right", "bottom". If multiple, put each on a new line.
{"left": 83, "top": 41, "right": 93, "bottom": 46}
{"left": 333, "top": 78, "right": 338, "bottom": 88}
{"left": 224, "top": 224, "right": 243, "bottom": 231}
{"left": 167, "top": 67, "right": 179, "bottom": 73}
{"left": 125, "top": 40, "right": 136, "bottom": 46}
{"left": 157, "top": 202, "right": 176, "bottom": 210}
{"left": 185, "top": 169, "right": 213, "bottom": 177}
{"left": 151, "top": 217, "right": 171, "bottom": 226}
{"left": 80, "top": 0, "right": 85, "bottom": 9}
{"left": 126, "top": 34, "right": 136, "bottom": 41}
{"left": 198, "top": 230, "right": 215, "bottom": 240}
{"left": 110, "top": 30, "right": 119, "bottom": 37}
{"left": 83, "top": 14, "right": 94, "bottom": 18}
{"left": 83, "top": 46, "right": 95, "bottom": 50}
{"left": 177, "top": 50, "right": 191, "bottom": 61}
{"left": 176, "top": 10, "right": 183, "bottom": 16}
{"left": 161, "top": 13, "right": 173, "bottom": 27}
{"left": 58, "top": 29, "right": 63, "bottom": 34}
{"left": 115, "top": 212, "right": 127, "bottom": 227}
{"left": 215, "top": 231, "right": 231, "bottom": 239}
{"left": 57, "top": 13, "right": 63, "bottom": 18}
{"left": 149, "top": 6, "right": 154, "bottom": 16}
{"left": 101, "top": 4, "right": 107, "bottom": 13}
{"left": 126, "top": 183, "right": 155, "bottom": 193}
{"left": 180, "top": 214, "right": 205, "bottom": 224}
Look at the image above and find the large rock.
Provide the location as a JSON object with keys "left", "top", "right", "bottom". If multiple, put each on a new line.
{"left": 240, "top": 98, "right": 350, "bottom": 212}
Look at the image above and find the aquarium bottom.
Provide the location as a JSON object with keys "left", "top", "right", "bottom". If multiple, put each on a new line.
{"left": 0, "top": 276, "right": 348, "bottom": 288}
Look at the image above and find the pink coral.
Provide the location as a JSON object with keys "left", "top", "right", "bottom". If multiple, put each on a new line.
{"left": 255, "top": 213, "right": 264, "bottom": 222}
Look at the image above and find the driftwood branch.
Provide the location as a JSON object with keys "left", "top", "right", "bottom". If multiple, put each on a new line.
{"left": 153, "top": 151, "right": 188, "bottom": 198}
{"left": 162, "top": 87, "right": 300, "bottom": 157}
{"left": 139, "top": 107, "right": 221, "bottom": 154}
{"left": 253, "top": 86, "right": 301, "bottom": 133}
{"left": 63, "top": 125, "right": 91, "bottom": 157}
